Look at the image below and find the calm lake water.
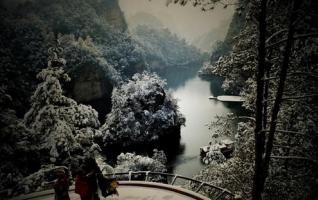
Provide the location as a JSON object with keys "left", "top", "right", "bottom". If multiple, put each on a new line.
{"left": 157, "top": 66, "right": 242, "bottom": 178}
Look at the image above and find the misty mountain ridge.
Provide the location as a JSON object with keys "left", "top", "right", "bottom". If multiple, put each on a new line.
{"left": 131, "top": 25, "right": 202, "bottom": 70}
{"left": 192, "top": 27, "right": 225, "bottom": 53}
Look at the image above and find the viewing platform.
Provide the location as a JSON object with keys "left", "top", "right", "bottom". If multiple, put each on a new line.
{"left": 10, "top": 171, "right": 235, "bottom": 200}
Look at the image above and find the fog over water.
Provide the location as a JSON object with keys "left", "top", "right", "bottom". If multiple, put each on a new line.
{"left": 119, "top": 0, "right": 235, "bottom": 43}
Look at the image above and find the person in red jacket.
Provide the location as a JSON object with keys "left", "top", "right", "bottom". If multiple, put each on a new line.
{"left": 75, "top": 158, "right": 101, "bottom": 200}
{"left": 75, "top": 157, "right": 120, "bottom": 200}
{"left": 75, "top": 168, "right": 91, "bottom": 200}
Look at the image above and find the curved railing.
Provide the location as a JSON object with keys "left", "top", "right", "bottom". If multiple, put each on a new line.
{"left": 6, "top": 170, "right": 235, "bottom": 200}
{"left": 103, "top": 171, "right": 235, "bottom": 200}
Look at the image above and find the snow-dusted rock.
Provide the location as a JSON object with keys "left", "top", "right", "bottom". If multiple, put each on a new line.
{"left": 101, "top": 72, "right": 184, "bottom": 150}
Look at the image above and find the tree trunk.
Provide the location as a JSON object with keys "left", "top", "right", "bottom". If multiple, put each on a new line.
{"left": 252, "top": 0, "right": 268, "bottom": 199}
{"left": 263, "top": 55, "right": 272, "bottom": 129}
{"left": 261, "top": 0, "right": 300, "bottom": 193}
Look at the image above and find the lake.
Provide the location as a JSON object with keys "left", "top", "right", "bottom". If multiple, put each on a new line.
{"left": 157, "top": 66, "right": 242, "bottom": 178}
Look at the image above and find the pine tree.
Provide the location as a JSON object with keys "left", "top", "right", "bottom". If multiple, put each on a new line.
{"left": 23, "top": 46, "right": 100, "bottom": 165}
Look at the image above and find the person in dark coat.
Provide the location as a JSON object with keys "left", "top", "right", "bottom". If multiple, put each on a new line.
{"left": 75, "top": 157, "right": 120, "bottom": 200}
{"left": 75, "top": 158, "right": 101, "bottom": 200}
{"left": 54, "top": 168, "right": 70, "bottom": 200}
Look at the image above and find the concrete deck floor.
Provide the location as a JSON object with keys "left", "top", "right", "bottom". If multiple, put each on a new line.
{"left": 11, "top": 181, "right": 210, "bottom": 200}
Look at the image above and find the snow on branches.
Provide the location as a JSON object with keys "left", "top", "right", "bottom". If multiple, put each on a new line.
{"left": 101, "top": 72, "right": 184, "bottom": 149}
{"left": 23, "top": 65, "right": 100, "bottom": 164}
{"left": 114, "top": 150, "right": 167, "bottom": 173}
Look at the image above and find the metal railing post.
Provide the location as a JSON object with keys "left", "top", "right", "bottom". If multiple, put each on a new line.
{"left": 145, "top": 171, "right": 150, "bottom": 182}
{"left": 171, "top": 174, "right": 178, "bottom": 185}
{"left": 214, "top": 190, "right": 226, "bottom": 200}
{"left": 128, "top": 171, "right": 132, "bottom": 181}
{"left": 195, "top": 182, "right": 205, "bottom": 192}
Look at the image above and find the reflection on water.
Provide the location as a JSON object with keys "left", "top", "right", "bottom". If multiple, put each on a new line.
{"left": 153, "top": 65, "right": 201, "bottom": 90}
{"left": 158, "top": 67, "right": 242, "bottom": 178}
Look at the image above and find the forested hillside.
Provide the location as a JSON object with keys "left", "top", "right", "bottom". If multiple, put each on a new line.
{"left": 2, "top": 0, "right": 316, "bottom": 199}
{"left": 170, "top": 0, "right": 318, "bottom": 199}
{"left": 199, "top": 2, "right": 246, "bottom": 77}
{"left": 0, "top": 0, "right": 184, "bottom": 196}
{"left": 132, "top": 25, "right": 202, "bottom": 70}
{"left": 0, "top": 0, "right": 146, "bottom": 119}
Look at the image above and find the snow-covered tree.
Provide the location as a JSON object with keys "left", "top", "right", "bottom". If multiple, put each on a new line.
{"left": 202, "top": 150, "right": 226, "bottom": 165}
{"left": 100, "top": 72, "right": 184, "bottom": 151}
{"left": 97, "top": 28, "right": 147, "bottom": 78}
{"left": 0, "top": 0, "right": 147, "bottom": 120}
{"left": 0, "top": 86, "right": 36, "bottom": 191}
{"left": 171, "top": 0, "right": 318, "bottom": 199}
{"left": 114, "top": 151, "right": 167, "bottom": 173}
{"left": 58, "top": 34, "right": 122, "bottom": 84}
{"left": 23, "top": 52, "right": 100, "bottom": 165}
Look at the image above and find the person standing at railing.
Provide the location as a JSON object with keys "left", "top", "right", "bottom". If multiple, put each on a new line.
{"left": 86, "top": 157, "right": 103, "bottom": 200}
{"left": 75, "top": 156, "right": 120, "bottom": 200}
{"left": 75, "top": 168, "right": 90, "bottom": 200}
{"left": 75, "top": 159, "right": 100, "bottom": 200}
{"left": 54, "top": 168, "right": 70, "bottom": 200}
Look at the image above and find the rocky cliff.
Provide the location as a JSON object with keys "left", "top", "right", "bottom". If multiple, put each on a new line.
{"left": 209, "top": 4, "right": 245, "bottom": 64}
{"left": 101, "top": 0, "right": 127, "bottom": 31}
{"left": 0, "top": 0, "right": 130, "bottom": 121}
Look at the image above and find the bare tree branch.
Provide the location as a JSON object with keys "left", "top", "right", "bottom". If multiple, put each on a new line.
{"left": 265, "top": 29, "right": 288, "bottom": 44}
{"left": 261, "top": 129, "right": 304, "bottom": 135}
{"left": 266, "top": 32, "right": 318, "bottom": 49}
{"left": 271, "top": 156, "right": 318, "bottom": 166}
{"left": 265, "top": 72, "right": 318, "bottom": 80}
{"left": 218, "top": 0, "right": 239, "bottom": 6}
{"left": 265, "top": 94, "right": 318, "bottom": 101}
{"left": 289, "top": 72, "right": 318, "bottom": 79}
{"left": 238, "top": 116, "right": 256, "bottom": 122}
{"left": 272, "top": 145, "right": 309, "bottom": 157}
{"left": 282, "top": 94, "right": 318, "bottom": 100}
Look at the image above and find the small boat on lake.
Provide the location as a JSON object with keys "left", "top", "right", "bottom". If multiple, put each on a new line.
{"left": 200, "top": 139, "right": 235, "bottom": 159}
{"left": 208, "top": 95, "right": 244, "bottom": 102}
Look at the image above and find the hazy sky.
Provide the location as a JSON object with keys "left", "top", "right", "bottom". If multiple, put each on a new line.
{"left": 119, "top": 0, "right": 235, "bottom": 42}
